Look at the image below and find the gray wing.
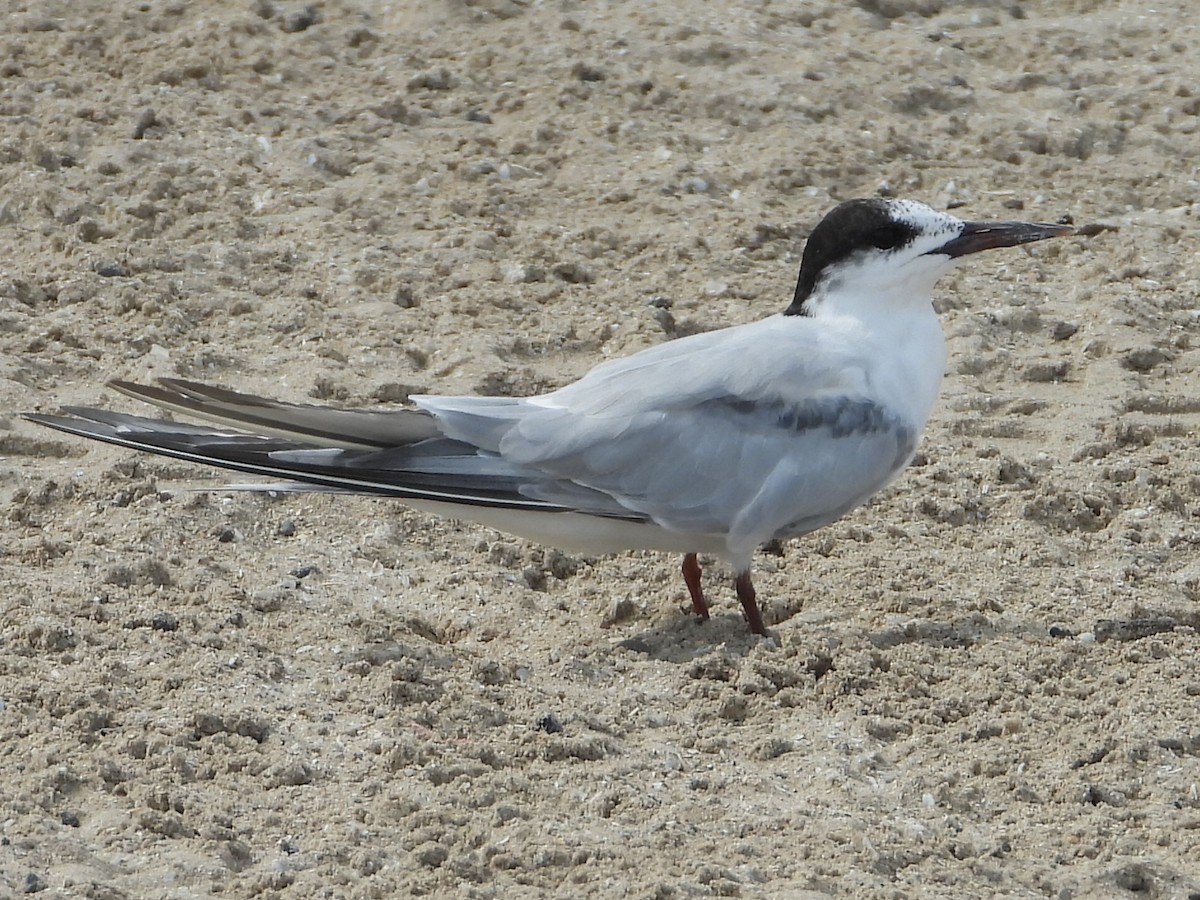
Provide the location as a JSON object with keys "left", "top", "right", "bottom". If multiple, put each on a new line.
{"left": 110, "top": 378, "right": 441, "bottom": 448}
{"left": 26, "top": 403, "right": 644, "bottom": 517}
{"left": 28, "top": 319, "right": 918, "bottom": 555}
{"left": 430, "top": 394, "right": 913, "bottom": 548}
{"left": 417, "top": 317, "right": 916, "bottom": 555}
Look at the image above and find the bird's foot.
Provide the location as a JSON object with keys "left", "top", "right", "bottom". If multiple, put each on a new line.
{"left": 734, "top": 571, "right": 768, "bottom": 636}
{"left": 681, "top": 553, "right": 710, "bottom": 620}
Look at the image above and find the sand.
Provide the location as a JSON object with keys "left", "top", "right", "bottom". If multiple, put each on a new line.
{"left": 2, "top": 0, "right": 1199, "bottom": 897}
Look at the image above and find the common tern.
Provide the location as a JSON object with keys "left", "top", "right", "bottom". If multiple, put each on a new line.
{"left": 26, "top": 199, "right": 1072, "bottom": 635}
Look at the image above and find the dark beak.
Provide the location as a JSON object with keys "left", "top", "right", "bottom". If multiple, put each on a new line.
{"left": 935, "top": 220, "right": 1074, "bottom": 258}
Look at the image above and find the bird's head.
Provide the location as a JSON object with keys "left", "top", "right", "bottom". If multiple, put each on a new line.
{"left": 785, "top": 198, "right": 1073, "bottom": 317}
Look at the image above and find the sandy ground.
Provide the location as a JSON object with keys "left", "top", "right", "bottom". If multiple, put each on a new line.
{"left": 2, "top": 1, "right": 1199, "bottom": 897}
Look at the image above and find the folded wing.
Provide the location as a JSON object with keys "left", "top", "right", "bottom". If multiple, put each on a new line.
{"left": 27, "top": 318, "right": 913, "bottom": 556}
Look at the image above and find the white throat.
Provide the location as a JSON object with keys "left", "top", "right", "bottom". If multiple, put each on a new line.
{"left": 806, "top": 254, "right": 959, "bottom": 321}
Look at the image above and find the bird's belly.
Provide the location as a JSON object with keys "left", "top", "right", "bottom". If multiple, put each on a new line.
{"left": 401, "top": 499, "right": 729, "bottom": 558}
{"left": 768, "top": 433, "right": 919, "bottom": 541}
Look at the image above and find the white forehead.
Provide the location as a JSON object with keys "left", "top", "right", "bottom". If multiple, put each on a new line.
{"left": 886, "top": 199, "right": 963, "bottom": 239}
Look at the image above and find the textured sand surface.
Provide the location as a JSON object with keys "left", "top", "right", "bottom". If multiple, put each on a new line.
{"left": 2, "top": 1, "right": 1199, "bottom": 897}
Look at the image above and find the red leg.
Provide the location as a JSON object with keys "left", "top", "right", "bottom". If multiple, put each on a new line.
{"left": 681, "top": 553, "right": 710, "bottom": 620}
{"left": 734, "top": 571, "right": 767, "bottom": 636}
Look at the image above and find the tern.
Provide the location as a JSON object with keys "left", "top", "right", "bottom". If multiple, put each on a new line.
{"left": 26, "top": 199, "right": 1072, "bottom": 635}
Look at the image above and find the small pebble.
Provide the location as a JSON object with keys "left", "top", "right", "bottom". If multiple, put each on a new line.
{"left": 95, "top": 261, "right": 129, "bottom": 278}
{"left": 132, "top": 108, "right": 158, "bottom": 139}
{"left": 280, "top": 4, "right": 319, "bottom": 32}
{"left": 1052, "top": 321, "right": 1079, "bottom": 341}
{"left": 571, "top": 62, "right": 605, "bottom": 82}
{"left": 407, "top": 68, "right": 452, "bottom": 92}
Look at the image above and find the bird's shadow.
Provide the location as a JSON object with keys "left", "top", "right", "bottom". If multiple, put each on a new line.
{"left": 608, "top": 611, "right": 775, "bottom": 664}
{"left": 607, "top": 607, "right": 1098, "bottom": 665}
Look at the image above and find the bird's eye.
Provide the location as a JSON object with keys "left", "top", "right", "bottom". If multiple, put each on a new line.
{"left": 868, "top": 225, "right": 907, "bottom": 251}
